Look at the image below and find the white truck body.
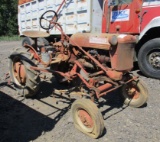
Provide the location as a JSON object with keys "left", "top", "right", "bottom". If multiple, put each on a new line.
{"left": 18, "top": 0, "right": 103, "bottom": 36}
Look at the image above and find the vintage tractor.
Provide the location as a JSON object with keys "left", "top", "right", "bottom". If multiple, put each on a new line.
{"left": 9, "top": 11, "right": 148, "bottom": 138}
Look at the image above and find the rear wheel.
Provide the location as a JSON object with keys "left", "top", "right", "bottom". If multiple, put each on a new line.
{"left": 71, "top": 99, "right": 104, "bottom": 139}
{"left": 22, "top": 37, "right": 33, "bottom": 46}
{"left": 9, "top": 47, "right": 40, "bottom": 97}
{"left": 121, "top": 79, "right": 148, "bottom": 108}
{"left": 138, "top": 38, "right": 160, "bottom": 79}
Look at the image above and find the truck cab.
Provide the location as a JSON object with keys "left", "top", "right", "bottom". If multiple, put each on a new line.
{"left": 102, "top": 0, "right": 160, "bottom": 79}
{"left": 102, "top": 0, "right": 141, "bottom": 34}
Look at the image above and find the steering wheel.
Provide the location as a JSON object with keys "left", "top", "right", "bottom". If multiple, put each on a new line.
{"left": 39, "top": 10, "right": 58, "bottom": 30}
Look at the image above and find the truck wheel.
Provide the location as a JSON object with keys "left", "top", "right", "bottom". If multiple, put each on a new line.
{"left": 71, "top": 99, "right": 104, "bottom": 139}
{"left": 9, "top": 47, "right": 40, "bottom": 97}
{"left": 138, "top": 38, "right": 160, "bottom": 79}
{"left": 121, "top": 79, "right": 148, "bottom": 108}
{"left": 22, "top": 37, "right": 33, "bottom": 46}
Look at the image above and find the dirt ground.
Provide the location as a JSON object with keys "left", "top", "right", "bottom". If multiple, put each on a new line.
{"left": 0, "top": 41, "right": 160, "bottom": 142}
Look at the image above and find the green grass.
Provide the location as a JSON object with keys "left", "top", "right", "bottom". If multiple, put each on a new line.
{"left": 0, "top": 35, "right": 22, "bottom": 41}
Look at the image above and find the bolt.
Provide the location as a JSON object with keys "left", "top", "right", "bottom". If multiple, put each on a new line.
{"left": 153, "top": 53, "right": 156, "bottom": 57}
{"left": 155, "top": 60, "right": 159, "bottom": 63}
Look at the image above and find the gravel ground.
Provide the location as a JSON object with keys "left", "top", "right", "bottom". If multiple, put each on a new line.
{"left": 0, "top": 41, "right": 160, "bottom": 142}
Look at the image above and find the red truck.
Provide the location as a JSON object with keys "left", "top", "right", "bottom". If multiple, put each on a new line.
{"left": 102, "top": 0, "right": 160, "bottom": 79}
{"left": 18, "top": 0, "right": 160, "bottom": 79}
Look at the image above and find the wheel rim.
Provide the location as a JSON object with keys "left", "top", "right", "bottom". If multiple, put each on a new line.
{"left": 148, "top": 50, "right": 160, "bottom": 69}
{"left": 125, "top": 83, "right": 140, "bottom": 100}
{"left": 12, "top": 57, "right": 26, "bottom": 86}
{"left": 76, "top": 109, "right": 94, "bottom": 133}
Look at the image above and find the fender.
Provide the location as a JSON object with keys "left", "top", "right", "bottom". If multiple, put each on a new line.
{"left": 139, "top": 16, "right": 160, "bottom": 40}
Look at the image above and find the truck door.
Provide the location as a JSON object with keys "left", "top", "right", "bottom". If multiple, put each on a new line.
{"left": 102, "top": 0, "right": 142, "bottom": 34}
{"left": 141, "top": 0, "right": 160, "bottom": 32}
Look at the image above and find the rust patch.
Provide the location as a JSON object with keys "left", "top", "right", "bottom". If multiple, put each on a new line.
{"left": 78, "top": 109, "right": 93, "bottom": 128}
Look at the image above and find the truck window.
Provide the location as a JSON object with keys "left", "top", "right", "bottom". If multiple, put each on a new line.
{"left": 109, "top": 0, "right": 133, "bottom": 5}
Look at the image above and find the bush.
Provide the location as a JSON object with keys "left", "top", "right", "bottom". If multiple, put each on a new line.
{"left": 0, "top": 0, "right": 18, "bottom": 36}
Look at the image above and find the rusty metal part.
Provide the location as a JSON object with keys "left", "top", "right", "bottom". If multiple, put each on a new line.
{"left": 78, "top": 59, "right": 94, "bottom": 69}
{"left": 94, "top": 76, "right": 119, "bottom": 86}
{"left": 110, "top": 35, "right": 136, "bottom": 71}
{"left": 72, "top": 47, "right": 80, "bottom": 56}
{"left": 70, "top": 33, "right": 111, "bottom": 50}
{"left": 30, "top": 66, "right": 68, "bottom": 76}
{"left": 22, "top": 31, "right": 50, "bottom": 38}
{"left": 70, "top": 37, "right": 110, "bottom": 74}
{"left": 68, "top": 53, "right": 77, "bottom": 63}
{"left": 25, "top": 44, "right": 52, "bottom": 67}
{"left": 78, "top": 109, "right": 93, "bottom": 128}
{"left": 53, "top": 41, "right": 63, "bottom": 48}
{"left": 97, "top": 83, "right": 113, "bottom": 93}
{"left": 97, "top": 55, "right": 110, "bottom": 63}
{"left": 125, "top": 83, "right": 140, "bottom": 100}
{"left": 24, "top": 44, "right": 41, "bottom": 62}
{"left": 51, "top": 52, "right": 70, "bottom": 64}
{"left": 55, "top": 0, "right": 66, "bottom": 16}
{"left": 88, "top": 78, "right": 96, "bottom": 86}
{"left": 13, "top": 61, "right": 26, "bottom": 85}
{"left": 74, "top": 61, "right": 88, "bottom": 75}
{"left": 55, "top": 25, "right": 112, "bottom": 77}
{"left": 56, "top": 53, "right": 69, "bottom": 62}
{"left": 89, "top": 71, "right": 104, "bottom": 78}
{"left": 76, "top": 73, "right": 92, "bottom": 88}
{"left": 98, "top": 76, "right": 139, "bottom": 98}
{"left": 52, "top": 41, "right": 70, "bottom": 64}
{"left": 51, "top": 57, "right": 62, "bottom": 64}
{"left": 50, "top": 20, "right": 111, "bottom": 77}
{"left": 106, "top": 70, "right": 123, "bottom": 81}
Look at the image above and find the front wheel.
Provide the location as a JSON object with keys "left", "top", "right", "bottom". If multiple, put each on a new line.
{"left": 138, "top": 38, "right": 160, "bottom": 79}
{"left": 121, "top": 79, "right": 148, "bottom": 108}
{"left": 71, "top": 99, "right": 104, "bottom": 139}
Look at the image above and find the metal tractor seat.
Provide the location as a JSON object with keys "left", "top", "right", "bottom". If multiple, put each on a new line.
{"left": 22, "top": 31, "right": 50, "bottom": 51}
{"left": 22, "top": 30, "right": 50, "bottom": 38}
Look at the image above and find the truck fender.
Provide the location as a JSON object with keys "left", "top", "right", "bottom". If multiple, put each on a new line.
{"left": 139, "top": 16, "right": 160, "bottom": 40}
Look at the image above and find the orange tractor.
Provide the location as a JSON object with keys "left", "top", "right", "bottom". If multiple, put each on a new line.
{"left": 9, "top": 10, "right": 148, "bottom": 138}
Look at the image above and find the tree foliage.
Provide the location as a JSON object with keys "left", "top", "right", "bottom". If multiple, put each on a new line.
{"left": 0, "top": 0, "right": 18, "bottom": 36}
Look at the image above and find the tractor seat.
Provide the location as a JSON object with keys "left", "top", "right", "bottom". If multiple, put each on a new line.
{"left": 22, "top": 30, "right": 50, "bottom": 38}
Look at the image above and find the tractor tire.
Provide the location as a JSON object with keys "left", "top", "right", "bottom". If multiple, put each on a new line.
{"left": 9, "top": 47, "right": 40, "bottom": 97}
{"left": 138, "top": 38, "right": 160, "bottom": 79}
{"left": 121, "top": 79, "right": 148, "bottom": 108}
{"left": 71, "top": 99, "right": 104, "bottom": 139}
{"left": 22, "top": 37, "right": 33, "bottom": 46}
